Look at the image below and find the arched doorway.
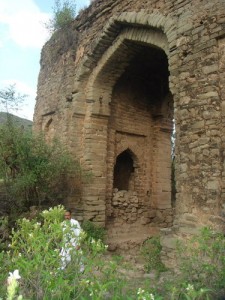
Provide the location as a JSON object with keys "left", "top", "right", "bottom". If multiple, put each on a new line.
{"left": 105, "top": 43, "right": 173, "bottom": 250}
{"left": 113, "top": 149, "right": 135, "bottom": 191}
{"left": 82, "top": 14, "right": 176, "bottom": 248}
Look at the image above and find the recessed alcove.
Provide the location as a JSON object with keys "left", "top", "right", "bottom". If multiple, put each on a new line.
{"left": 113, "top": 149, "right": 134, "bottom": 191}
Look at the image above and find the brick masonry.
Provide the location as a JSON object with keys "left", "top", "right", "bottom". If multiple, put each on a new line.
{"left": 34, "top": 0, "right": 225, "bottom": 265}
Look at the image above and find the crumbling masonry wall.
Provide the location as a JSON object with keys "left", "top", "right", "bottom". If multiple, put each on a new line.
{"left": 34, "top": 0, "right": 225, "bottom": 260}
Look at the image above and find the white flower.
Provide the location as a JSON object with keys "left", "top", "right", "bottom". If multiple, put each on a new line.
{"left": 137, "top": 288, "right": 145, "bottom": 295}
{"left": 7, "top": 269, "right": 21, "bottom": 285}
{"left": 186, "top": 284, "right": 194, "bottom": 291}
{"left": 9, "top": 270, "right": 21, "bottom": 280}
{"left": 150, "top": 294, "right": 155, "bottom": 300}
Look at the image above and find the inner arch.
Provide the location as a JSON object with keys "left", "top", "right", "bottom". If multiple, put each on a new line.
{"left": 84, "top": 25, "right": 174, "bottom": 250}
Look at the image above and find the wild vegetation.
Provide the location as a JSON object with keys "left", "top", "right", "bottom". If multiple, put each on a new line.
{"left": 45, "top": 0, "right": 77, "bottom": 33}
{"left": 0, "top": 205, "right": 224, "bottom": 299}
{"left": 1, "top": 3, "right": 225, "bottom": 299}
{"left": 140, "top": 236, "right": 167, "bottom": 275}
{"left": 0, "top": 85, "right": 84, "bottom": 220}
{"left": 0, "top": 86, "right": 224, "bottom": 298}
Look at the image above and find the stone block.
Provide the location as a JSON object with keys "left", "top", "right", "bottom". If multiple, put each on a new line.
{"left": 207, "top": 180, "right": 220, "bottom": 190}
{"left": 183, "top": 213, "right": 198, "bottom": 222}
{"left": 179, "top": 226, "right": 202, "bottom": 235}
{"left": 202, "top": 64, "right": 218, "bottom": 75}
{"left": 140, "top": 216, "right": 151, "bottom": 225}
{"left": 160, "top": 236, "right": 178, "bottom": 249}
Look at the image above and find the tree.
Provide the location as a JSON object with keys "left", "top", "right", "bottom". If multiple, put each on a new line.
{"left": 0, "top": 84, "right": 26, "bottom": 116}
{"left": 0, "top": 86, "right": 82, "bottom": 214}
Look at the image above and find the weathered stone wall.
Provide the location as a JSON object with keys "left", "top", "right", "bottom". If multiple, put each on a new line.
{"left": 34, "top": 0, "right": 225, "bottom": 261}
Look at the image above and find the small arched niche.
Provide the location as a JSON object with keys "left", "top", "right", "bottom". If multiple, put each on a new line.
{"left": 44, "top": 118, "right": 53, "bottom": 142}
{"left": 44, "top": 118, "right": 52, "bottom": 132}
{"left": 113, "top": 149, "right": 135, "bottom": 191}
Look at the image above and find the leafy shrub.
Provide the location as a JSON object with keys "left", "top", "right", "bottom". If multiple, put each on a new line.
{"left": 46, "top": 0, "right": 76, "bottom": 33}
{"left": 140, "top": 236, "right": 167, "bottom": 274}
{"left": 1, "top": 208, "right": 220, "bottom": 299}
{"left": 6, "top": 206, "right": 65, "bottom": 299}
{"left": 0, "top": 216, "right": 9, "bottom": 250}
{"left": 0, "top": 118, "right": 83, "bottom": 213}
{"left": 82, "top": 220, "right": 106, "bottom": 242}
{"left": 0, "top": 206, "right": 132, "bottom": 300}
{"left": 176, "top": 227, "right": 225, "bottom": 292}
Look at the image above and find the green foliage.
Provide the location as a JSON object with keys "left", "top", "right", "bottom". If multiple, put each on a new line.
{"left": 0, "top": 85, "right": 89, "bottom": 230}
{"left": 0, "top": 121, "right": 79, "bottom": 210}
{"left": 82, "top": 220, "right": 106, "bottom": 242}
{"left": 140, "top": 236, "right": 167, "bottom": 274}
{"left": 46, "top": 0, "right": 76, "bottom": 33}
{"left": 167, "top": 284, "right": 213, "bottom": 300}
{"left": 134, "top": 227, "right": 223, "bottom": 300}
{"left": 0, "top": 206, "right": 134, "bottom": 300}
{"left": 0, "top": 85, "right": 26, "bottom": 115}
{"left": 0, "top": 216, "right": 9, "bottom": 250}
{"left": 0, "top": 206, "right": 66, "bottom": 299}
{"left": 176, "top": 227, "right": 225, "bottom": 291}
{"left": 0, "top": 86, "right": 83, "bottom": 212}
{"left": 0, "top": 211, "right": 218, "bottom": 300}
{"left": 137, "top": 288, "right": 163, "bottom": 300}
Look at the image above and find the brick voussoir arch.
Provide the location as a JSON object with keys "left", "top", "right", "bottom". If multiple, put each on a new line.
{"left": 91, "top": 11, "right": 177, "bottom": 58}
{"left": 82, "top": 12, "right": 177, "bottom": 111}
{"left": 116, "top": 147, "right": 138, "bottom": 164}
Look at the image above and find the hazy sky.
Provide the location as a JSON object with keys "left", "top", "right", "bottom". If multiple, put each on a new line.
{"left": 0, "top": 0, "right": 90, "bottom": 120}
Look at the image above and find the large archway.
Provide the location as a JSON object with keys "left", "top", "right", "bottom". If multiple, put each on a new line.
{"left": 104, "top": 42, "right": 173, "bottom": 249}
{"left": 81, "top": 14, "right": 175, "bottom": 248}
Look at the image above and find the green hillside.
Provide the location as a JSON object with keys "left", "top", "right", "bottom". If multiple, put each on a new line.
{"left": 0, "top": 112, "right": 33, "bottom": 129}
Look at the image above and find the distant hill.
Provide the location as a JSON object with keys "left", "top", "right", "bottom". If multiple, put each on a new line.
{"left": 0, "top": 112, "right": 33, "bottom": 129}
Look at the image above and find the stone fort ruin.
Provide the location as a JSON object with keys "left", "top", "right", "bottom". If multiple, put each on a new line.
{"left": 34, "top": 0, "right": 225, "bottom": 264}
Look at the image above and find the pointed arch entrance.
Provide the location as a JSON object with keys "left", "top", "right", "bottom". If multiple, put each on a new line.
{"left": 81, "top": 13, "right": 176, "bottom": 249}
{"left": 113, "top": 149, "right": 136, "bottom": 191}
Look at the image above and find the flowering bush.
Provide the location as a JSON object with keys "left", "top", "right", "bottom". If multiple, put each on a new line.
{"left": 137, "top": 288, "right": 163, "bottom": 300}
{"left": 4, "top": 205, "right": 66, "bottom": 299}
{"left": 0, "top": 205, "right": 129, "bottom": 299}
{"left": 6, "top": 270, "right": 22, "bottom": 300}
{"left": 0, "top": 207, "right": 217, "bottom": 300}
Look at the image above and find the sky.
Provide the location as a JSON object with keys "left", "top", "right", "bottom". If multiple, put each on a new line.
{"left": 0, "top": 0, "right": 90, "bottom": 121}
